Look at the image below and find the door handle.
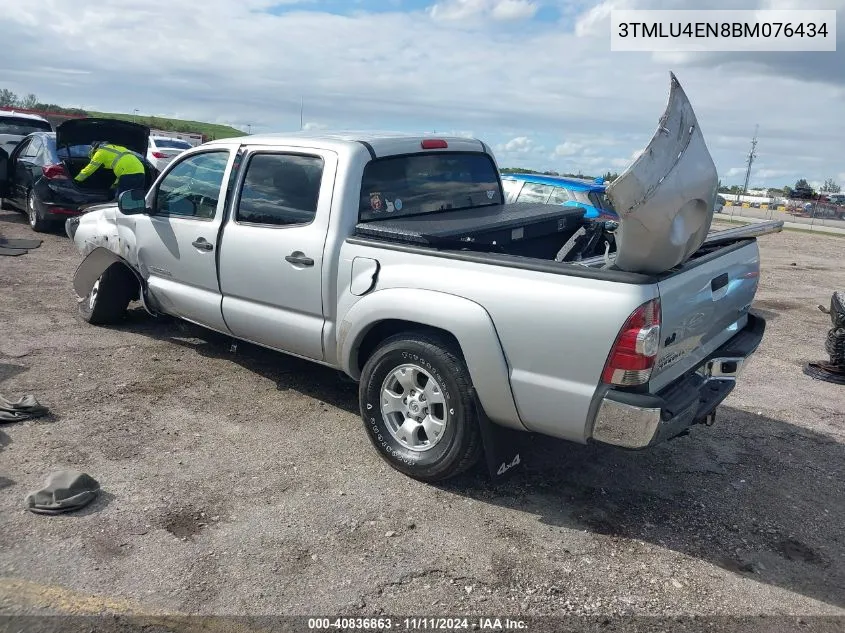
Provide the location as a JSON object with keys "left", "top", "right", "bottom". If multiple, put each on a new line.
{"left": 192, "top": 238, "right": 214, "bottom": 251}
{"left": 285, "top": 253, "right": 314, "bottom": 267}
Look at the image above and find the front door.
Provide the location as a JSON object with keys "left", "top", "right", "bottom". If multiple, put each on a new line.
{"left": 218, "top": 148, "right": 337, "bottom": 361}
{"left": 129, "top": 147, "right": 237, "bottom": 332}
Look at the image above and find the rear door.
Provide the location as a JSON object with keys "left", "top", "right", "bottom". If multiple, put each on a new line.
{"left": 218, "top": 147, "right": 337, "bottom": 361}
{"left": 0, "top": 146, "right": 9, "bottom": 198}
{"left": 649, "top": 240, "right": 761, "bottom": 392}
{"left": 12, "top": 137, "right": 42, "bottom": 202}
{"left": 130, "top": 146, "right": 238, "bottom": 331}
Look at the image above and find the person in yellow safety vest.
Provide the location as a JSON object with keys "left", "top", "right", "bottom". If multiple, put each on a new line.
{"left": 74, "top": 141, "right": 146, "bottom": 200}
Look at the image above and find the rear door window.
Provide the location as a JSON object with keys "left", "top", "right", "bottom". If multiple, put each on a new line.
{"left": 359, "top": 152, "right": 502, "bottom": 221}
{"left": 516, "top": 182, "right": 554, "bottom": 203}
{"left": 549, "top": 187, "right": 575, "bottom": 204}
{"left": 21, "top": 138, "right": 41, "bottom": 159}
{"left": 236, "top": 153, "right": 323, "bottom": 226}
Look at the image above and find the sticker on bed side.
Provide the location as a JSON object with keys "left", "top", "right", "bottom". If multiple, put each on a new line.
{"left": 370, "top": 192, "right": 384, "bottom": 212}
{"left": 394, "top": 198, "right": 403, "bottom": 211}
{"left": 386, "top": 200, "right": 395, "bottom": 213}
{"left": 486, "top": 190, "right": 495, "bottom": 200}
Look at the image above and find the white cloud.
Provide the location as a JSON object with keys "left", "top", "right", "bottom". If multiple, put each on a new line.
{"left": 302, "top": 121, "right": 328, "bottom": 131}
{"left": 0, "top": 0, "right": 842, "bottom": 186}
{"left": 491, "top": 0, "right": 539, "bottom": 20}
{"left": 554, "top": 141, "right": 584, "bottom": 157}
{"left": 498, "top": 136, "right": 535, "bottom": 153}
{"left": 429, "top": 0, "right": 537, "bottom": 21}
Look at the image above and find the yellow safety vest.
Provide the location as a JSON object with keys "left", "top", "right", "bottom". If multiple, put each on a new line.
{"left": 74, "top": 143, "right": 145, "bottom": 184}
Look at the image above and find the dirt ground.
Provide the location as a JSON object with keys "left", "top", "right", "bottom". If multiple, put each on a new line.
{"left": 0, "top": 208, "right": 843, "bottom": 627}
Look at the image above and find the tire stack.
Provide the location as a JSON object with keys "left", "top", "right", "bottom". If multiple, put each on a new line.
{"left": 804, "top": 291, "right": 845, "bottom": 385}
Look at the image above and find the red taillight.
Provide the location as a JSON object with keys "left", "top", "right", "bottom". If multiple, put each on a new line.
{"left": 151, "top": 151, "right": 166, "bottom": 159}
{"left": 421, "top": 139, "right": 448, "bottom": 150}
{"left": 42, "top": 164, "right": 69, "bottom": 180}
{"left": 601, "top": 298, "right": 662, "bottom": 386}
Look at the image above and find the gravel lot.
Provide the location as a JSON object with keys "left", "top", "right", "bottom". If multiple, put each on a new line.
{"left": 1, "top": 208, "right": 843, "bottom": 626}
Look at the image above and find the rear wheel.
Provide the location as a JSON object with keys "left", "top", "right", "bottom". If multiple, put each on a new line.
{"left": 359, "top": 333, "right": 482, "bottom": 482}
{"left": 27, "top": 190, "right": 52, "bottom": 233}
{"left": 78, "top": 264, "right": 136, "bottom": 325}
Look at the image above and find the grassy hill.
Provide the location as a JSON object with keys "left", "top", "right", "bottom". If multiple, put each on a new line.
{"left": 87, "top": 111, "right": 245, "bottom": 140}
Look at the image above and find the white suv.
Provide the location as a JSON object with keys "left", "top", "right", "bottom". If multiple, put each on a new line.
{"left": 146, "top": 136, "right": 193, "bottom": 171}
{"left": 0, "top": 111, "right": 52, "bottom": 156}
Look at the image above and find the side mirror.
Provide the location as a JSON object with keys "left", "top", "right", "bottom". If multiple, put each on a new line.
{"left": 118, "top": 189, "right": 147, "bottom": 215}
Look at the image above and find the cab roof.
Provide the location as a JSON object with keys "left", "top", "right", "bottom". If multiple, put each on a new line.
{"left": 204, "top": 130, "right": 489, "bottom": 158}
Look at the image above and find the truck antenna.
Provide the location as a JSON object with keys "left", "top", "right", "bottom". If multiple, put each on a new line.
{"left": 300, "top": 96, "right": 303, "bottom": 131}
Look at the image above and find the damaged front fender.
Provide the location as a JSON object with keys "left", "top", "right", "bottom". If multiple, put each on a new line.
{"left": 72, "top": 247, "right": 158, "bottom": 317}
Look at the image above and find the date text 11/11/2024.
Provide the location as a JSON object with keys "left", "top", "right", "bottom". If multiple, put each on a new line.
{"left": 307, "top": 617, "right": 528, "bottom": 630}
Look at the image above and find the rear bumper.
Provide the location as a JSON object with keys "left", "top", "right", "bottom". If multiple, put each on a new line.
{"left": 34, "top": 179, "right": 111, "bottom": 217}
{"left": 591, "top": 313, "right": 766, "bottom": 449}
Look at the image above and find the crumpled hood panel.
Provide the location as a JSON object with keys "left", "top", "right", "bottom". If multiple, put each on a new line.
{"left": 607, "top": 72, "right": 718, "bottom": 275}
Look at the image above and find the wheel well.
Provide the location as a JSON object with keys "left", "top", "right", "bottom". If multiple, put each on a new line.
{"left": 106, "top": 262, "right": 141, "bottom": 301}
{"left": 355, "top": 319, "right": 465, "bottom": 373}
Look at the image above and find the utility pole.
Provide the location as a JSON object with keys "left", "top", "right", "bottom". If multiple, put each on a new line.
{"left": 739, "top": 124, "right": 758, "bottom": 203}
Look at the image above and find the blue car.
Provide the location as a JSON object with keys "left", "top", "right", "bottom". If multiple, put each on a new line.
{"left": 500, "top": 173, "right": 618, "bottom": 220}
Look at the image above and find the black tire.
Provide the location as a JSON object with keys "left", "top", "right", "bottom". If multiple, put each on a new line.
{"left": 359, "top": 332, "right": 482, "bottom": 482}
{"left": 78, "top": 264, "right": 136, "bottom": 325}
{"left": 26, "top": 190, "right": 53, "bottom": 233}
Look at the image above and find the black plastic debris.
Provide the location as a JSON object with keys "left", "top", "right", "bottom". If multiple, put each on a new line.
{"left": 0, "top": 237, "right": 43, "bottom": 257}
{"left": 0, "top": 394, "right": 50, "bottom": 423}
{"left": 25, "top": 470, "right": 101, "bottom": 515}
{"left": 803, "top": 291, "right": 845, "bottom": 385}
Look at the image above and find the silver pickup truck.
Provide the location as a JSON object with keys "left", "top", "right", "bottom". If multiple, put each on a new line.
{"left": 67, "top": 76, "right": 775, "bottom": 482}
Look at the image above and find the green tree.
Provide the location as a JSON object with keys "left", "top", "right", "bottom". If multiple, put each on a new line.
{"left": 820, "top": 178, "right": 841, "bottom": 194}
{"left": 20, "top": 93, "right": 38, "bottom": 109}
{"left": 795, "top": 178, "right": 810, "bottom": 190}
{"left": 0, "top": 88, "right": 18, "bottom": 107}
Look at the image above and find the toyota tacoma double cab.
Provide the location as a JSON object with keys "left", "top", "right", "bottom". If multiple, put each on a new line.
{"left": 66, "top": 74, "right": 778, "bottom": 482}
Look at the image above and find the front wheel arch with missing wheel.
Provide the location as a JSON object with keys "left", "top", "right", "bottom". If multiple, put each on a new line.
{"left": 77, "top": 263, "right": 138, "bottom": 325}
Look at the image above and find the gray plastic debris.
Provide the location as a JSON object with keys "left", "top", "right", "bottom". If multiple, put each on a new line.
{"left": 0, "top": 394, "right": 49, "bottom": 422}
{"left": 25, "top": 470, "right": 101, "bottom": 515}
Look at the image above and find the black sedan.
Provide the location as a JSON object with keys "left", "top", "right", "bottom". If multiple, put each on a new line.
{"left": 0, "top": 118, "right": 158, "bottom": 232}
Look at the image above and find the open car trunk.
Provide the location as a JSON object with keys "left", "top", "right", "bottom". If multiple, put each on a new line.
{"left": 55, "top": 117, "right": 152, "bottom": 194}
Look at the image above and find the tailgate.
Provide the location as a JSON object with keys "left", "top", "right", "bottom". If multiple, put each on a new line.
{"left": 649, "top": 239, "right": 760, "bottom": 391}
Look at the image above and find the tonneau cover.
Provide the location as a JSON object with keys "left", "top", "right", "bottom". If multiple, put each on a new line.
{"left": 354, "top": 203, "right": 585, "bottom": 246}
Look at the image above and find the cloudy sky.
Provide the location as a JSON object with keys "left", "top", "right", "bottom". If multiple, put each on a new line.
{"left": 2, "top": 0, "right": 843, "bottom": 188}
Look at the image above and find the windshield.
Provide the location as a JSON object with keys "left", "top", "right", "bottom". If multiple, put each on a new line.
{"left": 56, "top": 143, "right": 93, "bottom": 158}
{"left": 359, "top": 152, "right": 502, "bottom": 221}
{"left": 0, "top": 116, "right": 51, "bottom": 136}
{"left": 154, "top": 138, "right": 192, "bottom": 149}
